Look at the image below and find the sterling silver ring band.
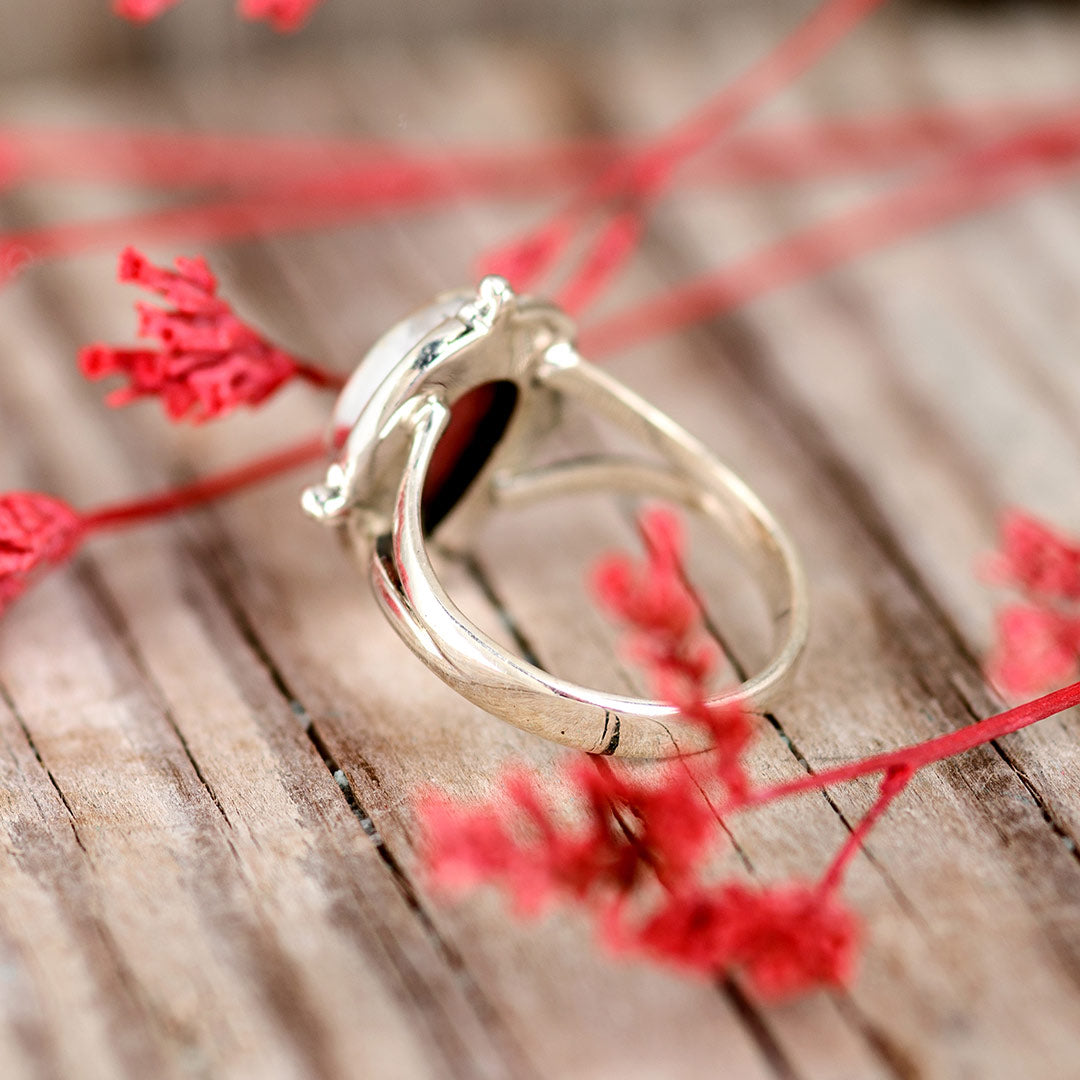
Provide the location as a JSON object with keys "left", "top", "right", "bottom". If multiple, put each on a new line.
{"left": 303, "top": 277, "right": 809, "bottom": 759}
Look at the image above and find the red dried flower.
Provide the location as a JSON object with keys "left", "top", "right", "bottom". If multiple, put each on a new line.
{"left": 417, "top": 505, "right": 878, "bottom": 999}
{"left": 418, "top": 766, "right": 640, "bottom": 915}
{"left": 238, "top": 0, "right": 323, "bottom": 31}
{"left": 625, "top": 883, "right": 858, "bottom": 1000}
{"left": 674, "top": 697, "right": 754, "bottom": 802}
{"left": 730, "top": 884, "right": 859, "bottom": 999}
{"left": 593, "top": 509, "right": 697, "bottom": 637}
{"left": 569, "top": 757, "right": 717, "bottom": 888}
{"left": 113, "top": 0, "right": 323, "bottom": 29}
{"left": 79, "top": 247, "right": 339, "bottom": 424}
{"left": 113, "top": 0, "right": 181, "bottom": 20}
{"left": 983, "top": 512, "right": 1080, "bottom": 697}
{"left": 0, "top": 494, "right": 83, "bottom": 615}
{"left": 987, "top": 603, "right": 1080, "bottom": 698}
{"left": 984, "top": 510, "right": 1080, "bottom": 601}
{"left": 592, "top": 510, "right": 718, "bottom": 695}
{"left": 418, "top": 749, "right": 723, "bottom": 916}
{"left": 592, "top": 506, "right": 749, "bottom": 795}
{"left": 416, "top": 791, "right": 529, "bottom": 897}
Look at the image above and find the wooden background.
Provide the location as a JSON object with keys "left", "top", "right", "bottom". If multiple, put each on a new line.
{"left": 0, "top": 0, "right": 749, "bottom": 85}
{"left": 2, "top": 1, "right": 1080, "bottom": 1077}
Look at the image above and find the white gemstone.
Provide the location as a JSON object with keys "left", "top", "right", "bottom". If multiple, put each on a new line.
{"left": 332, "top": 295, "right": 466, "bottom": 436}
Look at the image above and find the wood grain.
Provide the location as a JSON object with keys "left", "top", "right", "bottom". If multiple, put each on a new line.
{"left": 2, "top": 4, "right": 1080, "bottom": 1078}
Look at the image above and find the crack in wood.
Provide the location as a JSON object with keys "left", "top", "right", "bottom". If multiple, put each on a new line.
{"left": 831, "top": 994, "right": 924, "bottom": 1080}
{"left": 723, "top": 978, "right": 802, "bottom": 1080}
{"left": 0, "top": 681, "right": 178, "bottom": 1075}
{"left": 0, "top": 678, "right": 88, "bottom": 854}
{"left": 75, "top": 560, "right": 238, "bottom": 832}
{"left": 446, "top": 548, "right": 547, "bottom": 670}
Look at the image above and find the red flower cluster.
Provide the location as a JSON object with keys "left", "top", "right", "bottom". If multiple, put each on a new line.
{"left": 237, "top": 0, "right": 323, "bottom": 32}
{"left": 985, "top": 511, "right": 1080, "bottom": 599}
{"left": 622, "top": 882, "right": 858, "bottom": 999}
{"left": 0, "top": 494, "right": 82, "bottom": 616}
{"left": 420, "top": 755, "right": 715, "bottom": 913}
{"left": 0, "top": 244, "right": 348, "bottom": 616}
{"left": 984, "top": 511, "right": 1080, "bottom": 697}
{"left": 114, "top": 0, "right": 322, "bottom": 30}
{"left": 113, "top": 0, "right": 180, "bottom": 20}
{"left": 80, "top": 247, "right": 337, "bottom": 424}
{"left": 418, "top": 507, "right": 859, "bottom": 1000}
{"left": 592, "top": 509, "right": 752, "bottom": 797}
{"left": 0, "top": 247, "right": 342, "bottom": 622}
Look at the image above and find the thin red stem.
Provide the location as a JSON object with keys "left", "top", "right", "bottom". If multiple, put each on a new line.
{"left": 0, "top": 128, "right": 614, "bottom": 191}
{"left": 620, "top": 0, "right": 891, "bottom": 197}
{"left": 706, "top": 103, "right": 1073, "bottom": 182}
{"left": 546, "top": 0, "right": 890, "bottom": 307}
{"left": 3, "top": 103, "right": 1068, "bottom": 287}
{"left": 79, "top": 433, "right": 326, "bottom": 534}
{"left": 816, "top": 765, "right": 911, "bottom": 894}
{"left": 293, "top": 362, "right": 346, "bottom": 391}
{"left": 0, "top": 188, "right": 451, "bottom": 281}
{"left": 738, "top": 679, "right": 1080, "bottom": 812}
{"left": 0, "top": 102, "right": 1053, "bottom": 193}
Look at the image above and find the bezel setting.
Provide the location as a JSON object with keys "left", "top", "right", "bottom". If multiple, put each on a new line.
{"left": 301, "top": 276, "right": 572, "bottom": 536}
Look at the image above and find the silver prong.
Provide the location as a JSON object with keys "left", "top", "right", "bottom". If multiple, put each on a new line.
{"left": 301, "top": 464, "right": 350, "bottom": 524}
{"left": 477, "top": 274, "right": 514, "bottom": 307}
{"left": 458, "top": 275, "right": 515, "bottom": 330}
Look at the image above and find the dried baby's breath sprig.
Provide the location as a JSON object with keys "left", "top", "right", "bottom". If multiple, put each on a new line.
{"left": 80, "top": 248, "right": 343, "bottom": 424}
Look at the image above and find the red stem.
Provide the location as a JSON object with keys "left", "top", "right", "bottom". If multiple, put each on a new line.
{"left": 738, "top": 679, "right": 1080, "bottom": 811}
{"left": 816, "top": 765, "right": 911, "bottom": 894}
{"left": 622, "top": 0, "right": 892, "bottom": 197}
{"left": 0, "top": 102, "right": 1052, "bottom": 192}
{"left": 0, "top": 129, "right": 614, "bottom": 191}
{"left": 293, "top": 361, "right": 347, "bottom": 391}
{"left": 545, "top": 0, "right": 890, "bottom": 305}
{"left": 79, "top": 433, "right": 326, "bottom": 534}
{"left": 3, "top": 103, "right": 1067, "bottom": 287}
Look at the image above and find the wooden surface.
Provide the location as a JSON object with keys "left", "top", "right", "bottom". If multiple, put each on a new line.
{"left": 0, "top": 0, "right": 747, "bottom": 85}
{"left": 2, "top": 3, "right": 1080, "bottom": 1078}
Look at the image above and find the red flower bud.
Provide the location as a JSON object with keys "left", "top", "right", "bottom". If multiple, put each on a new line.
{"left": 112, "top": 0, "right": 181, "bottom": 20}
{"left": 80, "top": 247, "right": 338, "bottom": 424}
{"left": 237, "top": 0, "right": 323, "bottom": 31}
{"left": 625, "top": 883, "right": 858, "bottom": 1000}
{"left": 988, "top": 603, "right": 1080, "bottom": 699}
{"left": 0, "top": 493, "right": 83, "bottom": 615}
{"left": 985, "top": 510, "right": 1080, "bottom": 601}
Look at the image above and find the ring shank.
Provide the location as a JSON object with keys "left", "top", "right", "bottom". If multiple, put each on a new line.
{"left": 360, "top": 345, "right": 808, "bottom": 759}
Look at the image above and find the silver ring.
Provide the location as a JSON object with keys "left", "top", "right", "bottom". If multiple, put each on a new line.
{"left": 302, "top": 277, "right": 809, "bottom": 758}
